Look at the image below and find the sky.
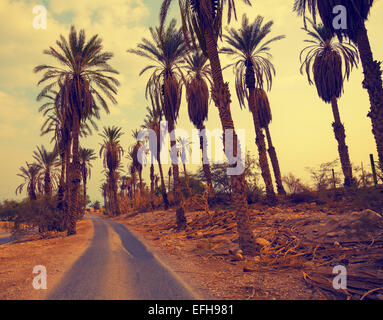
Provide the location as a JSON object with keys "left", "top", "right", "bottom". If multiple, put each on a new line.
{"left": 0, "top": 0, "right": 382, "bottom": 203}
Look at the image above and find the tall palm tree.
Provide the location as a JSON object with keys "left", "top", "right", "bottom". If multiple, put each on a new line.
{"left": 160, "top": 0, "right": 259, "bottom": 255}
{"left": 16, "top": 163, "right": 42, "bottom": 201}
{"left": 254, "top": 88, "right": 286, "bottom": 195}
{"left": 221, "top": 14, "right": 285, "bottom": 198}
{"left": 300, "top": 20, "right": 359, "bottom": 186}
{"left": 129, "top": 19, "right": 188, "bottom": 229}
{"left": 142, "top": 105, "right": 170, "bottom": 209}
{"left": 294, "top": 0, "right": 383, "bottom": 167}
{"left": 99, "top": 126, "right": 124, "bottom": 216}
{"left": 183, "top": 50, "right": 215, "bottom": 198}
{"left": 33, "top": 145, "right": 59, "bottom": 197}
{"left": 79, "top": 148, "right": 97, "bottom": 211}
{"left": 34, "top": 25, "right": 119, "bottom": 235}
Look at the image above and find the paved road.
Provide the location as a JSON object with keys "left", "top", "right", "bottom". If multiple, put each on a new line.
{"left": 48, "top": 216, "right": 196, "bottom": 300}
{"left": 0, "top": 232, "right": 12, "bottom": 245}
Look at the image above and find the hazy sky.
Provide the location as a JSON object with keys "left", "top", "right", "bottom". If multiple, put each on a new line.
{"left": 1, "top": 0, "right": 382, "bottom": 202}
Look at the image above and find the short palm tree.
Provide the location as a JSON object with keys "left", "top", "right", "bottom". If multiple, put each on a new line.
{"left": 129, "top": 19, "right": 188, "bottom": 229}
{"left": 16, "top": 163, "right": 42, "bottom": 201}
{"left": 130, "top": 129, "right": 144, "bottom": 195}
{"left": 160, "top": 0, "right": 259, "bottom": 255}
{"left": 99, "top": 126, "right": 124, "bottom": 216}
{"left": 33, "top": 145, "right": 59, "bottom": 197}
{"left": 35, "top": 26, "right": 119, "bottom": 235}
{"left": 299, "top": 20, "right": 359, "bottom": 186}
{"left": 79, "top": 148, "right": 97, "bottom": 211}
{"left": 142, "top": 105, "right": 170, "bottom": 209}
{"left": 294, "top": 0, "right": 383, "bottom": 167}
{"left": 183, "top": 50, "right": 215, "bottom": 198}
{"left": 221, "top": 14, "right": 285, "bottom": 199}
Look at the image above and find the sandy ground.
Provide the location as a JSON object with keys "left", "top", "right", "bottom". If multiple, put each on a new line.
{"left": 0, "top": 218, "right": 93, "bottom": 300}
{"left": 114, "top": 202, "right": 383, "bottom": 300}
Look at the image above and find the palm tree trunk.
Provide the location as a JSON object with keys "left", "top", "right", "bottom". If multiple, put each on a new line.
{"left": 168, "top": 120, "right": 186, "bottom": 229}
{"left": 183, "top": 163, "right": 191, "bottom": 196}
{"left": 356, "top": 23, "right": 383, "bottom": 167}
{"left": 331, "top": 96, "right": 354, "bottom": 187}
{"left": 245, "top": 62, "right": 276, "bottom": 202}
{"left": 199, "top": 124, "right": 215, "bottom": 199}
{"left": 110, "top": 172, "right": 120, "bottom": 216}
{"left": 264, "top": 125, "right": 286, "bottom": 195}
{"left": 44, "top": 169, "right": 52, "bottom": 197}
{"left": 57, "top": 151, "right": 65, "bottom": 210}
{"left": 204, "top": 27, "right": 258, "bottom": 255}
{"left": 68, "top": 112, "right": 81, "bottom": 236}
{"left": 157, "top": 159, "right": 169, "bottom": 210}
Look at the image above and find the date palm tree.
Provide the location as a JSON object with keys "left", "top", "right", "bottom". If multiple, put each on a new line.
{"left": 128, "top": 19, "right": 188, "bottom": 229}
{"left": 16, "top": 163, "right": 42, "bottom": 201}
{"left": 142, "top": 105, "right": 170, "bottom": 209}
{"left": 254, "top": 88, "right": 286, "bottom": 195}
{"left": 33, "top": 145, "right": 60, "bottom": 197}
{"left": 34, "top": 25, "right": 119, "bottom": 235}
{"left": 99, "top": 126, "right": 124, "bottom": 216}
{"left": 183, "top": 50, "right": 215, "bottom": 198}
{"left": 221, "top": 14, "right": 285, "bottom": 199}
{"left": 130, "top": 129, "right": 144, "bottom": 195}
{"left": 300, "top": 20, "right": 359, "bottom": 186}
{"left": 294, "top": 0, "right": 383, "bottom": 167}
{"left": 160, "top": 0, "right": 259, "bottom": 254}
{"left": 79, "top": 148, "right": 97, "bottom": 211}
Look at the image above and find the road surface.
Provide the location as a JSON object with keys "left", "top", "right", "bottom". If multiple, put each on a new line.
{"left": 48, "top": 215, "right": 196, "bottom": 300}
{"left": 0, "top": 232, "right": 12, "bottom": 245}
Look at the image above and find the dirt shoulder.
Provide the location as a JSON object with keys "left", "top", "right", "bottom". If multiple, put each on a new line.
{"left": 0, "top": 218, "right": 93, "bottom": 300}
{"left": 115, "top": 202, "right": 383, "bottom": 300}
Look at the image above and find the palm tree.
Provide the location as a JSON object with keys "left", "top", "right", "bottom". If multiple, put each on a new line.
{"left": 99, "top": 126, "right": 124, "bottom": 216}
{"left": 129, "top": 19, "right": 188, "bottom": 229}
{"left": 183, "top": 50, "right": 215, "bottom": 198}
{"left": 142, "top": 105, "right": 170, "bottom": 209}
{"left": 177, "top": 136, "right": 192, "bottom": 196}
{"left": 160, "top": 0, "right": 259, "bottom": 254}
{"left": 16, "top": 163, "right": 42, "bottom": 201}
{"left": 34, "top": 25, "right": 119, "bottom": 235}
{"left": 79, "top": 148, "right": 97, "bottom": 211}
{"left": 33, "top": 145, "right": 59, "bottom": 197}
{"left": 294, "top": 0, "right": 383, "bottom": 167}
{"left": 254, "top": 88, "right": 286, "bottom": 195}
{"left": 221, "top": 14, "right": 285, "bottom": 199}
{"left": 300, "top": 21, "right": 359, "bottom": 186}
{"left": 131, "top": 129, "right": 144, "bottom": 195}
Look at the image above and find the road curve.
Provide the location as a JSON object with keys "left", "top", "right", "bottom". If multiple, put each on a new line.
{"left": 47, "top": 215, "right": 196, "bottom": 300}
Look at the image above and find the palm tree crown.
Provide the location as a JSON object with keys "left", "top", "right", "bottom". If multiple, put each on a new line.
{"left": 221, "top": 14, "right": 285, "bottom": 108}
{"left": 128, "top": 19, "right": 187, "bottom": 124}
{"left": 184, "top": 50, "right": 212, "bottom": 128}
{"left": 299, "top": 20, "right": 359, "bottom": 103}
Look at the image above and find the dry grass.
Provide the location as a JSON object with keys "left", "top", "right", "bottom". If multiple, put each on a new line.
{"left": 0, "top": 218, "right": 93, "bottom": 300}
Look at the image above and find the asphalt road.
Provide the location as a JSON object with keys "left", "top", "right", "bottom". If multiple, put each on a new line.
{"left": 0, "top": 232, "right": 12, "bottom": 245}
{"left": 47, "top": 215, "right": 196, "bottom": 300}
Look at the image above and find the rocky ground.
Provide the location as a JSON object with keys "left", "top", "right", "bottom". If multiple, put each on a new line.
{"left": 115, "top": 199, "right": 383, "bottom": 300}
